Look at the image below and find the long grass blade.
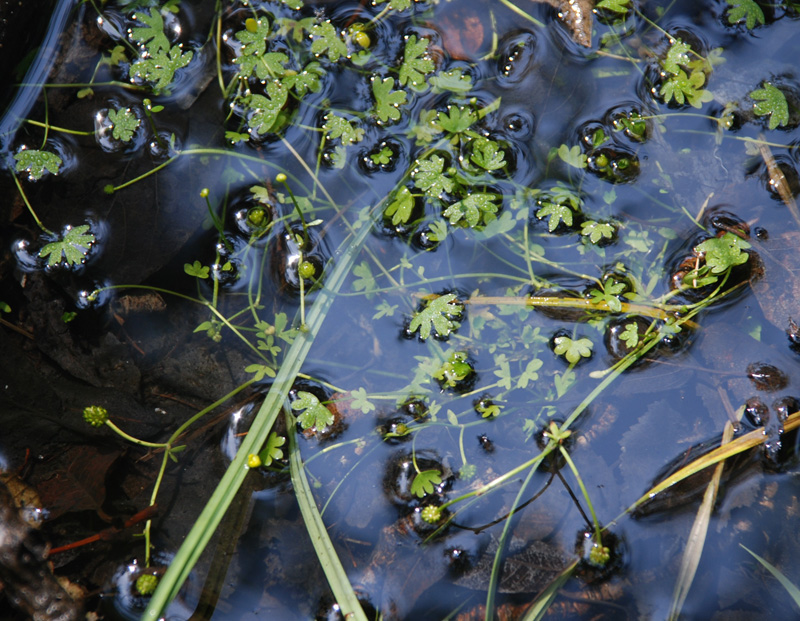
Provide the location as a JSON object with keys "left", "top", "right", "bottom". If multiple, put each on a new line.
{"left": 668, "top": 421, "right": 734, "bottom": 619}
{"left": 142, "top": 209, "right": 376, "bottom": 620}
{"left": 630, "top": 410, "right": 800, "bottom": 513}
{"left": 740, "top": 545, "right": 800, "bottom": 610}
{"left": 288, "top": 410, "right": 367, "bottom": 619}
{"left": 520, "top": 560, "right": 578, "bottom": 621}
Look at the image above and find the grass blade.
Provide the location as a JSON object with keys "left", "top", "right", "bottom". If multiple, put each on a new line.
{"left": 668, "top": 421, "right": 733, "bottom": 619}
{"left": 142, "top": 208, "right": 376, "bottom": 620}
{"left": 740, "top": 545, "right": 800, "bottom": 610}
{"left": 520, "top": 560, "right": 578, "bottom": 621}
{"left": 288, "top": 410, "right": 367, "bottom": 620}
{"left": 630, "top": 410, "right": 800, "bottom": 513}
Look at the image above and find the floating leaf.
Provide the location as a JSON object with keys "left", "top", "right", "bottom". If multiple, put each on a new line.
{"left": 244, "top": 81, "right": 289, "bottom": 134}
{"left": 373, "top": 0, "right": 412, "bottom": 12}
{"left": 257, "top": 431, "right": 286, "bottom": 466}
{"left": 385, "top": 186, "right": 415, "bottom": 225}
{"left": 14, "top": 149, "right": 62, "bottom": 181}
{"left": 553, "top": 335, "right": 593, "bottom": 364}
{"left": 409, "top": 293, "right": 464, "bottom": 340}
{"left": 184, "top": 260, "right": 209, "bottom": 278}
{"left": 581, "top": 220, "right": 615, "bottom": 244}
{"left": 536, "top": 201, "right": 574, "bottom": 232}
{"left": 292, "top": 391, "right": 335, "bottom": 431}
{"left": 725, "top": 0, "right": 765, "bottom": 30}
{"left": 349, "top": 387, "right": 375, "bottom": 414}
{"left": 282, "top": 61, "right": 324, "bottom": 96}
{"left": 437, "top": 105, "right": 476, "bottom": 135}
{"left": 108, "top": 107, "right": 140, "bottom": 142}
{"left": 372, "top": 76, "right": 407, "bottom": 122}
{"left": 662, "top": 40, "right": 692, "bottom": 75}
{"left": 695, "top": 231, "right": 751, "bottom": 273}
{"left": 130, "top": 45, "right": 193, "bottom": 93}
{"left": 399, "top": 35, "right": 434, "bottom": 92}
{"left": 412, "top": 154, "right": 453, "bottom": 198}
{"left": 38, "top": 224, "right": 95, "bottom": 267}
{"left": 750, "top": 82, "right": 790, "bottom": 130}
{"left": 443, "top": 193, "right": 499, "bottom": 228}
{"left": 410, "top": 469, "right": 442, "bottom": 497}
{"left": 430, "top": 68, "right": 472, "bottom": 93}
{"left": 131, "top": 9, "right": 170, "bottom": 54}
{"left": 323, "top": 113, "right": 364, "bottom": 145}
{"left": 245, "top": 363, "right": 277, "bottom": 381}
{"left": 470, "top": 138, "right": 506, "bottom": 171}
{"left": 557, "top": 144, "right": 587, "bottom": 169}
{"left": 620, "top": 323, "right": 640, "bottom": 348}
{"left": 660, "top": 69, "right": 713, "bottom": 108}
{"left": 302, "top": 19, "right": 348, "bottom": 62}
{"left": 597, "top": 0, "right": 630, "bottom": 14}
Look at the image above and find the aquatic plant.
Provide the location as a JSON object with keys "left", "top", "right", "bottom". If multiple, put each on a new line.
{"left": 5, "top": 0, "right": 800, "bottom": 619}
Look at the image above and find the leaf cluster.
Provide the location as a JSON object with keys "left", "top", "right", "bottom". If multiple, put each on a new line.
{"left": 658, "top": 39, "right": 714, "bottom": 109}
{"left": 129, "top": 9, "right": 194, "bottom": 93}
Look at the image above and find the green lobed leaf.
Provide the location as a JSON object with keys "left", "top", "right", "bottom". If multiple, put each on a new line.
{"left": 302, "top": 19, "right": 348, "bottom": 62}
{"left": 536, "top": 202, "right": 574, "bottom": 232}
{"left": 322, "top": 113, "right": 365, "bottom": 145}
{"left": 372, "top": 76, "right": 407, "bottom": 122}
{"left": 107, "top": 107, "right": 140, "bottom": 142}
{"left": 437, "top": 105, "right": 477, "bottom": 135}
{"left": 408, "top": 293, "right": 464, "bottom": 340}
{"left": 597, "top": 0, "right": 630, "bottom": 14}
{"left": 662, "top": 40, "right": 692, "bottom": 75}
{"left": 430, "top": 68, "right": 473, "bottom": 93}
{"left": 581, "top": 220, "right": 615, "bottom": 244}
{"left": 131, "top": 10, "right": 170, "bottom": 54}
{"left": 384, "top": 186, "right": 415, "bottom": 225}
{"left": 443, "top": 193, "right": 499, "bottom": 228}
{"left": 557, "top": 144, "right": 587, "bottom": 169}
{"left": 14, "top": 149, "right": 62, "bottom": 180}
{"left": 349, "top": 387, "right": 375, "bottom": 414}
{"left": 244, "top": 81, "right": 289, "bottom": 134}
{"left": 291, "top": 391, "right": 335, "bottom": 431}
{"left": 184, "top": 260, "right": 209, "bottom": 278}
{"left": 412, "top": 154, "right": 453, "bottom": 198}
{"left": 130, "top": 45, "right": 193, "bottom": 93}
{"left": 258, "top": 431, "right": 285, "bottom": 466}
{"left": 410, "top": 469, "right": 442, "bottom": 497}
{"left": 750, "top": 82, "right": 789, "bottom": 130}
{"left": 694, "top": 231, "right": 751, "bottom": 273}
{"left": 553, "top": 336, "right": 593, "bottom": 364}
{"left": 38, "top": 224, "right": 95, "bottom": 267}
{"left": 398, "top": 35, "right": 435, "bottom": 92}
{"left": 517, "top": 358, "right": 543, "bottom": 389}
{"left": 282, "top": 61, "right": 324, "bottom": 96}
{"left": 470, "top": 138, "right": 506, "bottom": 171}
{"left": 726, "top": 0, "right": 765, "bottom": 29}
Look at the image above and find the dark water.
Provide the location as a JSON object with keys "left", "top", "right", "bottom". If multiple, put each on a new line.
{"left": 2, "top": 0, "right": 800, "bottom": 619}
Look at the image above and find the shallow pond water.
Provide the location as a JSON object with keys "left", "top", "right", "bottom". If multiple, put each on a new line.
{"left": 2, "top": 0, "right": 800, "bottom": 620}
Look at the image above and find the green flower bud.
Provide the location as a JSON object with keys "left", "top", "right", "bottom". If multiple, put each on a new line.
{"left": 83, "top": 405, "right": 109, "bottom": 427}
{"left": 421, "top": 505, "right": 442, "bottom": 524}
{"left": 135, "top": 573, "right": 159, "bottom": 595}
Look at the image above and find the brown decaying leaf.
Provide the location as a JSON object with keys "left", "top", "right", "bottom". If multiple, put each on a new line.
{"left": 540, "top": 0, "right": 595, "bottom": 47}
{"left": 750, "top": 231, "right": 800, "bottom": 333}
{"left": 34, "top": 444, "right": 121, "bottom": 521}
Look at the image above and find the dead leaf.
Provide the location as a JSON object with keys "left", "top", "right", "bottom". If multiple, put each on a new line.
{"left": 750, "top": 232, "right": 800, "bottom": 334}
{"left": 34, "top": 444, "right": 121, "bottom": 521}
